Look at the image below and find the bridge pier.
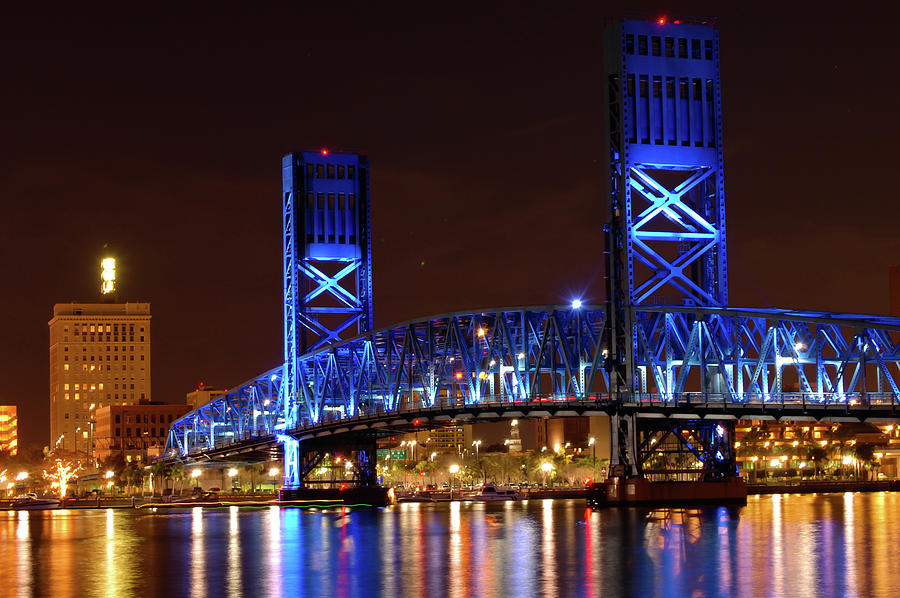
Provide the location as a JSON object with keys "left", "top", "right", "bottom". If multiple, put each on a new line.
{"left": 599, "top": 413, "right": 745, "bottom": 505}
{"left": 279, "top": 433, "right": 382, "bottom": 502}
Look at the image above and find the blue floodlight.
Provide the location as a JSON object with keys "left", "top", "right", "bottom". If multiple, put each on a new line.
{"left": 571, "top": 299, "right": 583, "bottom": 309}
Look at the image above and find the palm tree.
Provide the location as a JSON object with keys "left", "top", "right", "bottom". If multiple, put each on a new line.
{"left": 247, "top": 464, "right": 265, "bottom": 494}
{"left": 149, "top": 463, "right": 170, "bottom": 496}
{"left": 168, "top": 464, "right": 186, "bottom": 496}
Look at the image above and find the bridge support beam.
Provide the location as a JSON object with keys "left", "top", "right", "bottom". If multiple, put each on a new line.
{"left": 609, "top": 413, "right": 639, "bottom": 477}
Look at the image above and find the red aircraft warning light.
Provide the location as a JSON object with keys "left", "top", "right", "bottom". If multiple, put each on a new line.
{"left": 657, "top": 16, "right": 667, "bottom": 24}
{"left": 321, "top": 148, "right": 329, "bottom": 156}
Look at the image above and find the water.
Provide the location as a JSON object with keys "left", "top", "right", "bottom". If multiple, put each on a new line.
{"left": 2, "top": 493, "right": 899, "bottom": 598}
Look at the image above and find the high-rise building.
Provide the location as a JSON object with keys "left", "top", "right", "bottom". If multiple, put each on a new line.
{"left": 0, "top": 405, "right": 17, "bottom": 455}
{"left": 49, "top": 302, "right": 151, "bottom": 453}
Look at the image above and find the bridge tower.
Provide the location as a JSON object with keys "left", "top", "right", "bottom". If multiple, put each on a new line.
{"left": 281, "top": 150, "right": 374, "bottom": 489}
{"left": 604, "top": 18, "right": 736, "bottom": 478}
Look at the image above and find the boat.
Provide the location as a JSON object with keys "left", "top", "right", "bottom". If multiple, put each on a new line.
{"left": 397, "top": 494, "right": 436, "bottom": 503}
{"left": 11, "top": 493, "right": 61, "bottom": 510}
{"left": 473, "top": 484, "right": 521, "bottom": 501}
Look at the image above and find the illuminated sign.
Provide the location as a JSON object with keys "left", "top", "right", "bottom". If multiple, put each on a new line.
{"left": 101, "top": 257, "right": 116, "bottom": 294}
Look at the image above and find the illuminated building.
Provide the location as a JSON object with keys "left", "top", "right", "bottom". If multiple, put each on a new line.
{"left": 94, "top": 402, "right": 190, "bottom": 463}
{"left": 186, "top": 384, "right": 226, "bottom": 411}
{"left": 0, "top": 405, "right": 17, "bottom": 455}
{"left": 427, "top": 426, "right": 470, "bottom": 454}
{"left": 49, "top": 302, "right": 151, "bottom": 453}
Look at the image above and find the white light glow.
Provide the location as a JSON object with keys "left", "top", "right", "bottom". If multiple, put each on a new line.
{"left": 100, "top": 257, "right": 116, "bottom": 295}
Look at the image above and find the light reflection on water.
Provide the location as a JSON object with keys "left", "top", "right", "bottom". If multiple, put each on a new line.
{"left": 2, "top": 494, "right": 900, "bottom": 597}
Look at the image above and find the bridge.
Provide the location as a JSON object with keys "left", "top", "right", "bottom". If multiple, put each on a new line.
{"left": 163, "top": 18, "right": 900, "bottom": 492}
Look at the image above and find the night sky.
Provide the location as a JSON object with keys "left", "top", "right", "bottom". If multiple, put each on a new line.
{"left": 3, "top": 3, "right": 898, "bottom": 449}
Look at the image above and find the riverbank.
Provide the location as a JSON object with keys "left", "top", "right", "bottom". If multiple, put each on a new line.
{"left": 748, "top": 480, "right": 899, "bottom": 494}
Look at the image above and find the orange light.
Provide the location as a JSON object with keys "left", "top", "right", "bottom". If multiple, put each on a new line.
{"left": 658, "top": 17, "right": 666, "bottom": 24}
{"left": 455, "top": 372, "right": 463, "bottom": 380}
{"left": 413, "top": 418, "right": 421, "bottom": 426}
{"left": 321, "top": 148, "right": 329, "bottom": 156}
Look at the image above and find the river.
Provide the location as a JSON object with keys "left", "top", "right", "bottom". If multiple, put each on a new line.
{"left": 2, "top": 492, "right": 898, "bottom": 597}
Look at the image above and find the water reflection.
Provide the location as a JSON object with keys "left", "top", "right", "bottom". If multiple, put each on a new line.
{"left": 2, "top": 495, "right": 900, "bottom": 597}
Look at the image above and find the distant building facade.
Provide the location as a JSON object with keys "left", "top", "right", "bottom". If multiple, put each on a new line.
{"left": 49, "top": 302, "right": 151, "bottom": 453}
{"left": 0, "top": 405, "right": 17, "bottom": 455}
{"left": 186, "top": 384, "right": 226, "bottom": 411}
{"left": 94, "top": 402, "right": 190, "bottom": 463}
{"left": 428, "top": 426, "right": 469, "bottom": 454}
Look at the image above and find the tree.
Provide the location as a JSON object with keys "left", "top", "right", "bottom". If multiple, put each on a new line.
{"left": 806, "top": 446, "right": 827, "bottom": 480}
{"left": 168, "top": 464, "right": 186, "bottom": 495}
{"left": 247, "top": 464, "right": 265, "bottom": 493}
{"left": 853, "top": 443, "right": 877, "bottom": 481}
{"left": 149, "top": 463, "right": 172, "bottom": 495}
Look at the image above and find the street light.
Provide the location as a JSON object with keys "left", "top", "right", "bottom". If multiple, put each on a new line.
{"left": 88, "top": 403, "right": 96, "bottom": 468}
{"left": 448, "top": 464, "right": 459, "bottom": 500}
{"left": 541, "top": 461, "right": 554, "bottom": 488}
{"left": 589, "top": 436, "right": 597, "bottom": 477}
{"left": 472, "top": 440, "right": 482, "bottom": 459}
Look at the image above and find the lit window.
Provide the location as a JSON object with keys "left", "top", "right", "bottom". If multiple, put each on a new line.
{"left": 64, "top": 384, "right": 69, "bottom": 390}
{"left": 64, "top": 364, "right": 69, "bottom": 371}
{"left": 75, "top": 393, "right": 80, "bottom": 400}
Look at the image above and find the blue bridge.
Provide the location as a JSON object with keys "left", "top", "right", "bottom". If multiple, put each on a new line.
{"left": 163, "top": 18, "right": 900, "bottom": 491}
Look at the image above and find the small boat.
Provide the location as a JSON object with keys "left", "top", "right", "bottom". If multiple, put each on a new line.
{"left": 397, "top": 495, "right": 435, "bottom": 503}
{"left": 139, "top": 491, "right": 223, "bottom": 508}
{"left": 12, "top": 493, "right": 61, "bottom": 510}
{"left": 473, "top": 484, "right": 521, "bottom": 501}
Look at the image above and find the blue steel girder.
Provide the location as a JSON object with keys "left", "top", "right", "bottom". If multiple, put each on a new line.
{"left": 164, "top": 305, "right": 900, "bottom": 461}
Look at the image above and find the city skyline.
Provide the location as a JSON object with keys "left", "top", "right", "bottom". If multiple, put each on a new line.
{"left": 3, "top": 5, "right": 899, "bottom": 448}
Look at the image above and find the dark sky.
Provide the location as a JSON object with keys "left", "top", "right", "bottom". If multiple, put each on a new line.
{"left": 3, "top": 3, "right": 898, "bottom": 449}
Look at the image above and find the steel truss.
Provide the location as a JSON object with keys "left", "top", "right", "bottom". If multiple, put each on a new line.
{"left": 635, "top": 419, "right": 736, "bottom": 482}
{"left": 164, "top": 306, "right": 900, "bottom": 473}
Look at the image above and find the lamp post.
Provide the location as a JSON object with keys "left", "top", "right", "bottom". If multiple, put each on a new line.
{"left": 268, "top": 468, "right": 280, "bottom": 492}
{"left": 88, "top": 403, "right": 96, "bottom": 468}
{"left": 191, "top": 468, "right": 202, "bottom": 491}
{"left": 541, "top": 462, "right": 553, "bottom": 488}
{"left": 589, "top": 436, "right": 596, "bottom": 478}
{"left": 448, "top": 464, "right": 459, "bottom": 501}
{"left": 472, "top": 440, "right": 481, "bottom": 459}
